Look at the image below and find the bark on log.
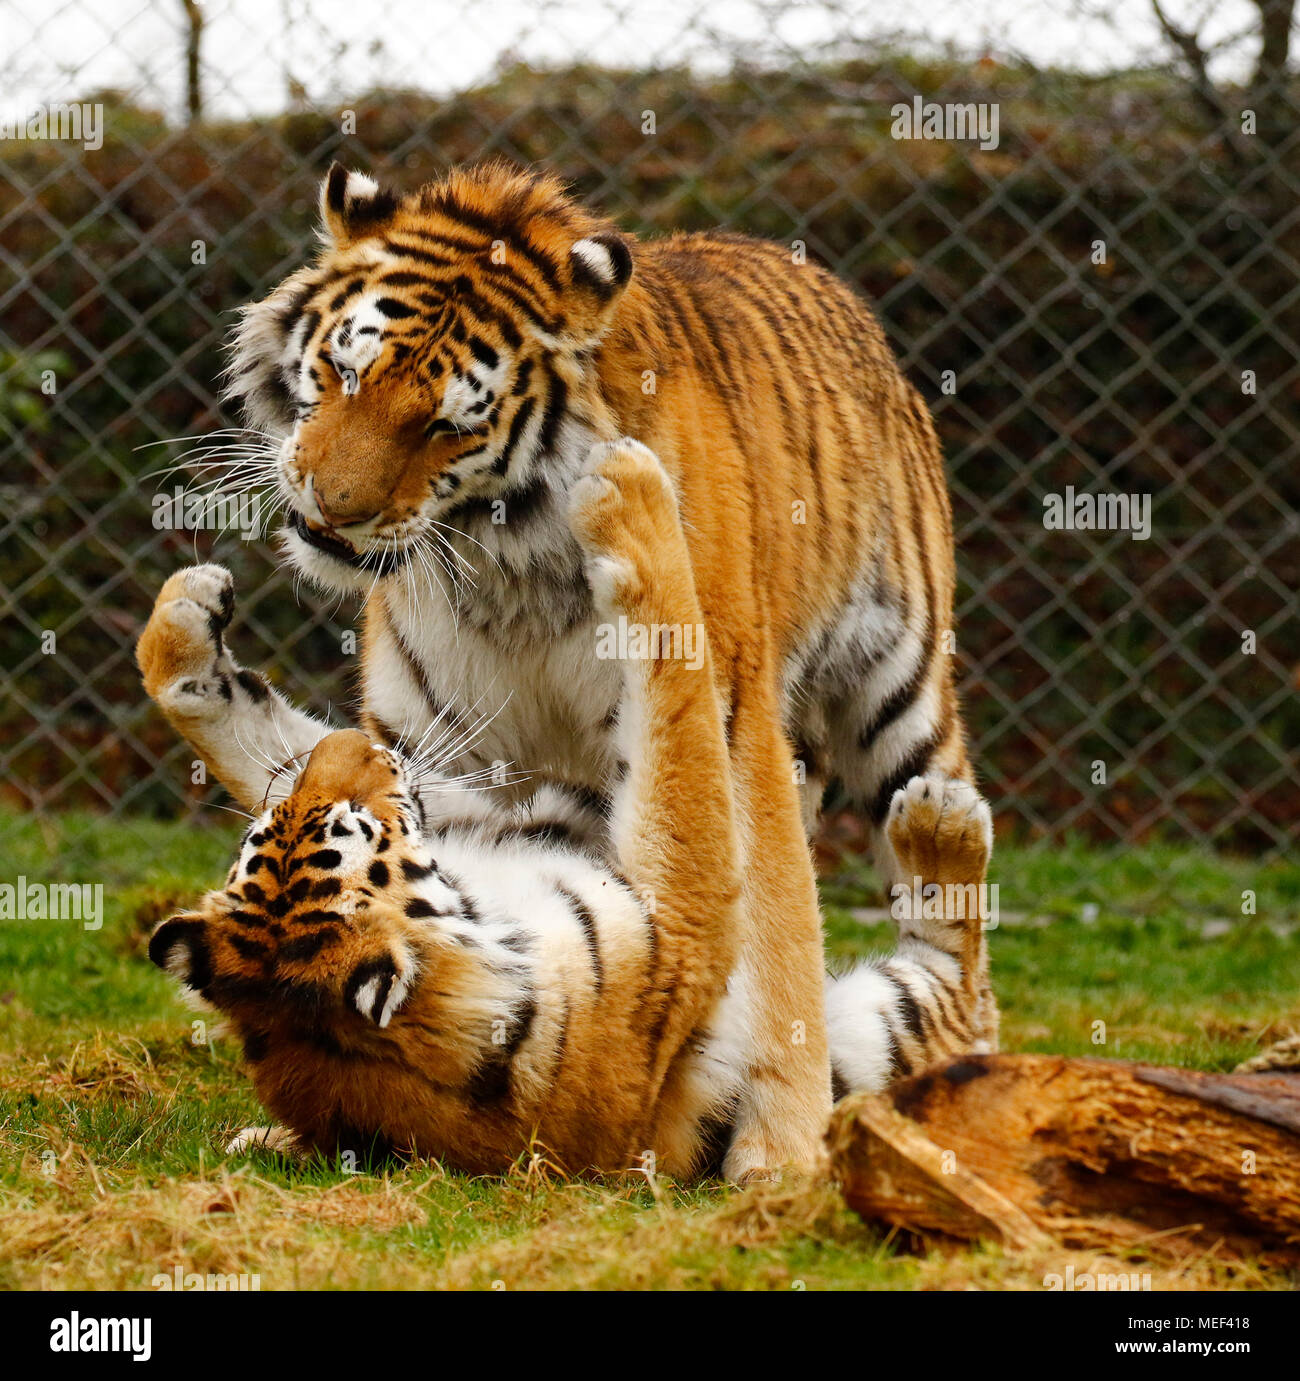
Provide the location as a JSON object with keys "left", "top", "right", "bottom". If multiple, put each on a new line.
{"left": 829, "top": 1054, "right": 1300, "bottom": 1263}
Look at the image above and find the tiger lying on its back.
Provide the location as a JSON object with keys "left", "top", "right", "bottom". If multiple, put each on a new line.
{"left": 148, "top": 440, "right": 996, "bottom": 1175}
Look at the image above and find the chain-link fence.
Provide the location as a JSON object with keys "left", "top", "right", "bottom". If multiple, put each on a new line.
{"left": 2, "top": 0, "right": 1297, "bottom": 867}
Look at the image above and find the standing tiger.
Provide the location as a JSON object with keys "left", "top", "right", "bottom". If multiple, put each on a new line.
{"left": 146, "top": 441, "right": 996, "bottom": 1175}
{"left": 138, "top": 161, "right": 981, "bottom": 1179}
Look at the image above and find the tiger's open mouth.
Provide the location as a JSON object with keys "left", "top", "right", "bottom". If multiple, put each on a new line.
{"left": 290, "top": 511, "right": 410, "bottom": 576}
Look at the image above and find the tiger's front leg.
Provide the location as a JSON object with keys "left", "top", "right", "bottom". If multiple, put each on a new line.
{"left": 720, "top": 677, "right": 833, "bottom": 1181}
{"left": 135, "top": 565, "right": 331, "bottom": 810}
{"left": 568, "top": 440, "right": 744, "bottom": 1145}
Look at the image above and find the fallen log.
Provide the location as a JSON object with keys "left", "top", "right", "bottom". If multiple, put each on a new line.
{"left": 828, "top": 1054, "right": 1300, "bottom": 1263}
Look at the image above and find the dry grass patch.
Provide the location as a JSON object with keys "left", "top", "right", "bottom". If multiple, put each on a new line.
{"left": 0, "top": 1166, "right": 434, "bottom": 1289}
{"left": 0, "top": 1035, "right": 177, "bottom": 1103}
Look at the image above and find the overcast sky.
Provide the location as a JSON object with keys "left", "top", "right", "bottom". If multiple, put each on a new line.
{"left": 2, "top": 0, "right": 1273, "bottom": 124}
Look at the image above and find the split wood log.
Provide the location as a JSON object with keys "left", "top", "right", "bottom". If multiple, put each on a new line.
{"left": 829, "top": 1054, "right": 1300, "bottom": 1263}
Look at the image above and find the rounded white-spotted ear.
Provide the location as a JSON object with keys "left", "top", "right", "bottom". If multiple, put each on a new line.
{"left": 148, "top": 913, "right": 212, "bottom": 991}
{"left": 320, "top": 161, "right": 398, "bottom": 246}
{"left": 569, "top": 233, "right": 634, "bottom": 298}
{"left": 344, "top": 949, "right": 413, "bottom": 1029}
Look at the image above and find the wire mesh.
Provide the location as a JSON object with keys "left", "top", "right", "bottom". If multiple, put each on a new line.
{"left": 1, "top": 0, "right": 1296, "bottom": 868}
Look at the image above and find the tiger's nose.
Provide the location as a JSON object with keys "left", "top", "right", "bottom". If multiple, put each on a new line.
{"left": 316, "top": 498, "right": 381, "bottom": 531}
{"left": 297, "top": 729, "right": 394, "bottom": 797}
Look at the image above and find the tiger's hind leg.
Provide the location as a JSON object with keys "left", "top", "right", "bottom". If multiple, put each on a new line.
{"left": 825, "top": 773, "right": 996, "bottom": 1096}
{"left": 802, "top": 583, "right": 983, "bottom": 989}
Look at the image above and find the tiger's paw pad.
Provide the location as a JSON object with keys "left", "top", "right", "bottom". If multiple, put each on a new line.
{"left": 886, "top": 775, "right": 992, "bottom": 884}
{"left": 158, "top": 563, "right": 234, "bottom": 630}
{"left": 137, "top": 565, "right": 237, "bottom": 708}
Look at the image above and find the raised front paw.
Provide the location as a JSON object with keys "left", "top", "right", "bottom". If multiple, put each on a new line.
{"left": 886, "top": 774, "right": 992, "bottom": 887}
{"left": 568, "top": 438, "right": 688, "bottom": 613}
{"left": 136, "top": 564, "right": 237, "bottom": 715}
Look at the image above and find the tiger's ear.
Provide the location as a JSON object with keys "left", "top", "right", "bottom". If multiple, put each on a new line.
{"left": 568, "top": 234, "right": 634, "bottom": 303}
{"left": 343, "top": 945, "right": 414, "bottom": 1029}
{"left": 319, "top": 162, "right": 399, "bottom": 247}
{"left": 148, "top": 912, "right": 213, "bottom": 991}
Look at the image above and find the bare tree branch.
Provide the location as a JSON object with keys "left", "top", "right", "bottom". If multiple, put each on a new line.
{"left": 1150, "top": 0, "right": 1250, "bottom": 162}
{"left": 179, "top": 0, "right": 204, "bottom": 124}
{"left": 1253, "top": 0, "right": 1295, "bottom": 90}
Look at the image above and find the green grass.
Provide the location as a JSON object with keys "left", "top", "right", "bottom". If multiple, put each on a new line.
{"left": 1, "top": 809, "right": 1296, "bottom": 1289}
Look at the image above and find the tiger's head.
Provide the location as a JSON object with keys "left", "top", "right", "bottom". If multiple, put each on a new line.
{"left": 225, "top": 161, "right": 635, "bottom": 591}
{"left": 147, "top": 729, "right": 466, "bottom": 1042}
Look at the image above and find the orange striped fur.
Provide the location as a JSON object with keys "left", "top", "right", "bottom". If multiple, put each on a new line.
{"left": 141, "top": 162, "right": 981, "bottom": 1177}
{"left": 148, "top": 442, "right": 995, "bottom": 1175}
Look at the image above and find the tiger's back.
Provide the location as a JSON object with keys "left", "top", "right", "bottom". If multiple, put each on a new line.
{"left": 601, "top": 226, "right": 967, "bottom": 830}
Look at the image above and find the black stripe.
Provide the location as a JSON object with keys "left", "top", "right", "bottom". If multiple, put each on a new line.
{"left": 344, "top": 956, "right": 396, "bottom": 1022}
{"left": 439, "top": 869, "right": 479, "bottom": 925}
{"left": 556, "top": 882, "right": 603, "bottom": 996}
{"left": 694, "top": 260, "right": 823, "bottom": 559}
{"left": 537, "top": 366, "right": 568, "bottom": 455}
{"left": 510, "top": 358, "right": 534, "bottom": 395}
{"left": 229, "top": 933, "right": 269, "bottom": 963}
{"left": 869, "top": 734, "right": 938, "bottom": 825}
{"left": 384, "top": 609, "right": 456, "bottom": 736}
{"left": 927, "top": 982, "right": 967, "bottom": 1044}
{"left": 328, "top": 278, "right": 365, "bottom": 311}
{"left": 293, "top": 908, "right": 344, "bottom": 927}
{"left": 465, "top": 993, "right": 537, "bottom": 1105}
{"left": 275, "top": 281, "right": 315, "bottom": 331}
{"left": 489, "top": 311, "right": 522, "bottom": 351}
{"left": 234, "top": 669, "right": 270, "bottom": 704}
{"left": 279, "top": 930, "right": 337, "bottom": 964}
{"left": 411, "top": 209, "right": 564, "bottom": 296}
{"left": 382, "top": 238, "right": 454, "bottom": 268}
{"left": 378, "top": 271, "right": 433, "bottom": 290}
{"left": 374, "top": 294, "right": 417, "bottom": 318}
{"left": 455, "top": 274, "right": 555, "bottom": 335}
{"left": 857, "top": 650, "right": 930, "bottom": 751}
{"left": 404, "top": 897, "right": 438, "bottom": 918}
{"left": 491, "top": 395, "right": 536, "bottom": 477}
{"left": 514, "top": 820, "right": 580, "bottom": 848}
{"left": 491, "top": 285, "right": 562, "bottom": 337}
{"left": 893, "top": 977, "right": 926, "bottom": 1041}
{"left": 885, "top": 1024, "right": 911, "bottom": 1078}
{"left": 467, "top": 335, "right": 499, "bottom": 370}
{"left": 567, "top": 785, "right": 610, "bottom": 819}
